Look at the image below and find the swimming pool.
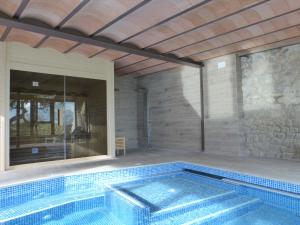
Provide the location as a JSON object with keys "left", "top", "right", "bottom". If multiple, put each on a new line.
{"left": 0, "top": 162, "right": 300, "bottom": 225}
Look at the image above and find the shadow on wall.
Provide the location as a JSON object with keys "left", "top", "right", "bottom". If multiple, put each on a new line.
{"left": 240, "top": 44, "right": 300, "bottom": 159}
{"left": 135, "top": 56, "right": 243, "bottom": 156}
{"left": 202, "top": 55, "right": 243, "bottom": 157}
{"left": 136, "top": 66, "right": 202, "bottom": 152}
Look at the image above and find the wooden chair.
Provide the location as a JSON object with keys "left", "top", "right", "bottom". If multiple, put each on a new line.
{"left": 116, "top": 137, "right": 126, "bottom": 156}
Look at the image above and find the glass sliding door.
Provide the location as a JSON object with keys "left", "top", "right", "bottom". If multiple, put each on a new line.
{"left": 9, "top": 70, "right": 107, "bottom": 166}
{"left": 65, "top": 77, "right": 107, "bottom": 159}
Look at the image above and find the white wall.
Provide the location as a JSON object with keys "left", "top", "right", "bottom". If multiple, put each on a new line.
{"left": 0, "top": 42, "right": 115, "bottom": 171}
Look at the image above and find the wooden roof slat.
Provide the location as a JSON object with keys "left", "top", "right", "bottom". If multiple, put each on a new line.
{"left": 147, "top": 0, "right": 299, "bottom": 53}
{"left": 33, "top": 0, "right": 90, "bottom": 48}
{"left": 169, "top": 8, "right": 300, "bottom": 56}
{"left": 118, "top": 0, "right": 300, "bottom": 70}
{"left": 6, "top": 28, "right": 44, "bottom": 47}
{"left": 0, "top": 0, "right": 30, "bottom": 42}
{"left": 130, "top": 62, "right": 179, "bottom": 77}
{"left": 190, "top": 25, "right": 300, "bottom": 61}
{"left": 97, "top": 0, "right": 209, "bottom": 43}
{"left": 124, "top": 0, "right": 267, "bottom": 49}
{"left": 0, "top": 25, "right": 7, "bottom": 38}
{"left": 62, "top": 0, "right": 143, "bottom": 36}
{"left": 21, "top": 0, "right": 83, "bottom": 27}
{"left": 70, "top": 0, "right": 151, "bottom": 60}
{"left": 0, "top": 0, "right": 23, "bottom": 17}
{"left": 238, "top": 36, "right": 300, "bottom": 55}
{"left": 0, "top": 0, "right": 299, "bottom": 73}
{"left": 95, "top": 49, "right": 129, "bottom": 61}
{"left": 110, "top": 0, "right": 268, "bottom": 70}
{"left": 187, "top": 23, "right": 300, "bottom": 58}
{"left": 40, "top": 37, "right": 78, "bottom": 53}
{"left": 117, "top": 58, "right": 164, "bottom": 75}
{"left": 68, "top": 43, "right": 105, "bottom": 58}
{"left": 92, "top": 0, "right": 152, "bottom": 36}
{"left": 0, "top": 11, "right": 203, "bottom": 67}
{"left": 115, "top": 54, "right": 148, "bottom": 69}
{"left": 174, "top": 10, "right": 300, "bottom": 57}
{"left": 155, "top": 0, "right": 300, "bottom": 52}
{"left": 118, "top": 61, "right": 168, "bottom": 76}
{"left": 0, "top": 27, "right": 11, "bottom": 41}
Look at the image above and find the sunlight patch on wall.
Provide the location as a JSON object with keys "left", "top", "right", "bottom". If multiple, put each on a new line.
{"left": 180, "top": 66, "right": 201, "bottom": 117}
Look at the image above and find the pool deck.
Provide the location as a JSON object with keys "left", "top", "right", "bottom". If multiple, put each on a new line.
{"left": 1, "top": 149, "right": 300, "bottom": 186}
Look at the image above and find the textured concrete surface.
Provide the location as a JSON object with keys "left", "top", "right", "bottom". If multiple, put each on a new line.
{"left": 1, "top": 149, "right": 300, "bottom": 187}
{"left": 203, "top": 55, "right": 242, "bottom": 156}
{"left": 115, "top": 76, "right": 138, "bottom": 149}
{"left": 137, "top": 66, "right": 202, "bottom": 151}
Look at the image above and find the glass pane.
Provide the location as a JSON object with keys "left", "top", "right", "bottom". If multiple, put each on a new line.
{"left": 10, "top": 70, "right": 65, "bottom": 166}
{"left": 65, "top": 77, "right": 107, "bottom": 159}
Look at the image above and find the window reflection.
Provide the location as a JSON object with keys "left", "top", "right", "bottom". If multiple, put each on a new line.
{"left": 10, "top": 70, "right": 107, "bottom": 166}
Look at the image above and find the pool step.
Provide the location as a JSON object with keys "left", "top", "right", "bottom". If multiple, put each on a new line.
{"left": 150, "top": 194, "right": 261, "bottom": 225}
{"left": 151, "top": 191, "right": 236, "bottom": 221}
{"left": 0, "top": 195, "right": 105, "bottom": 225}
{"left": 222, "top": 203, "right": 300, "bottom": 225}
{"left": 181, "top": 198, "right": 260, "bottom": 225}
{"left": 104, "top": 184, "right": 151, "bottom": 225}
{"left": 0, "top": 189, "right": 103, "bottom": 222}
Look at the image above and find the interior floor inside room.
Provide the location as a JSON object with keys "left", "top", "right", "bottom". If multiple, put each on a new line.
{"left": 1, "top": 148, "right": 300, "bottom": 187}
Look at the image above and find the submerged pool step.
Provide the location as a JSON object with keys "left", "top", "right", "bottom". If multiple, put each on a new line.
{"left": 0, "top": 195, "right": 106, "bottom": 225}
{"left": 104, "top": 184, "right": 151, "bottom": 225}
{"left": 181, "top": 198, "right": 260, "bottom": 225}
{"left": 222, "top": 203, "right": 300, "bottom": 225}
{"left": 150, "top": 194, "right": 261, "bottom": 225}
{"left": 151, "top": 191, "right": 236, "bottom": 221}
{"left": 0, "top": 190, "right": 104, "bottom": 223}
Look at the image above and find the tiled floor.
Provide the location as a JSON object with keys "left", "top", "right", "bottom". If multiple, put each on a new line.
{"left": 1, "top": 149, "right": 300, "bottom": 186}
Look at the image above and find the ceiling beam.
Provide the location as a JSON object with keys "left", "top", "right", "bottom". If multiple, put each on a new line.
{"left": 144, "top": 0, "right": 270, "bottom": 49}
{"left": 0, "top": 0, "right": 30, "bottom": 41}
{"left": 88, "top": 0, "right": 152, "bottom": 58}
{"left": 188, "top": 23, "right": 300, "bottom": 59}
{"left": 168, "top": 8, "right": 300, "bottom": 54}
{"left": 111, "top": 0, "right": 213, "bottom": 60}
{"left": 34, "top": 0, "right": 90, "bottom": 48}
{"left": 114, "top": 0, "right": 270, "bottom": 69}
{"left": 202, "top": 35, "right": 300, "bottom": 61}
{"left": 0, "top": 15, "right": 203, "bottom": 67}
{"left": 118, "top": 61, "right": 168, "bottom": 76}
{"left": 121, "top": 0, "right": 213, "bottom": 43}
{"left": 92, "top": 0, "right": 152, "bottom": 35}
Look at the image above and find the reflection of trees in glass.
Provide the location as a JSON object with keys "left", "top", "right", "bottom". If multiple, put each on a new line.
{"left": 38, "top": 102, "right": 50, "bottom": 122}
{"left": 9, "top": 99, "right": 31, "bottom": 137}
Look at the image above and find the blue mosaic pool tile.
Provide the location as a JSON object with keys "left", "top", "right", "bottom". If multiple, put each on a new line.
{"left": 1, "top": 196, "right": 104, "bottom": 225}
{"left": 177, "top": 162, "right": 300, "bottom": 195}
{"left": 0, "top": 161, "right": 300, "bottom": 225}
{"left": 104, "top": 185, "right": 150, "bottom": 225}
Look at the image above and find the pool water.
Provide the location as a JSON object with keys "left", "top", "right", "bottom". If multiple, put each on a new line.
{"left": 112, "top": 172, "right": 231, "bottom": 212}
{"left": 0, "top": 162, "right": 300, "bottom": 225}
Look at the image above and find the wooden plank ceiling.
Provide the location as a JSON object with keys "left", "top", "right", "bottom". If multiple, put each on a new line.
{"left": 0, "top": 0, "right": 300, "bottom": 77}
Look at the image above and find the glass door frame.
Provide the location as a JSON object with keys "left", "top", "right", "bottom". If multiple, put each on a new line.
{"left": 0, "top": 43, "right": 115, "bottom": 172}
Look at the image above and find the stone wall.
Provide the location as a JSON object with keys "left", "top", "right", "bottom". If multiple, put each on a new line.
{"left": 137, "top": 67, "right": 202, "bottom": 151}
{"left": 240, "top": 44, "right": 300, "bottom": 159}
{"left": 115, "top": 76, "right": 138, "bottom": 150}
